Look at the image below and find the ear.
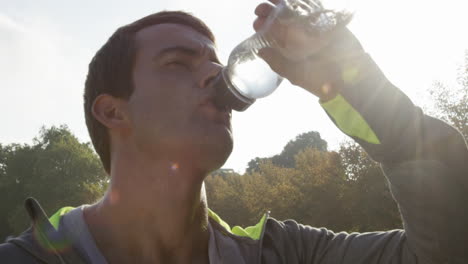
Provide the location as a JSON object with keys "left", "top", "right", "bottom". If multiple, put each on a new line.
{"left": 92, "top": 94, "right": 129, "bottom": 129}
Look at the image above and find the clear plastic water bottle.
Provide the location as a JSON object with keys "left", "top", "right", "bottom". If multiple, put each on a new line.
{"left": 213, "top": 0, "right": 353, "bottom": 111}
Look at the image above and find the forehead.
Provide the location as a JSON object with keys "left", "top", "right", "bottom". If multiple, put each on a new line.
{"left": 134, "top": 23, "right": 217, "bottom": 56}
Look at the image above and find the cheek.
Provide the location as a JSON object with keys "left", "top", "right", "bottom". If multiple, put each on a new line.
{"left": 129, "top": 77, "right": 198, "bottom": 136}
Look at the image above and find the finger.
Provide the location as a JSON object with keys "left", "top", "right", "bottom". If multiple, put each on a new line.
{"left": 253, "top": 17, "right": 289, "bottom": 51}
{"left": 254, "top": 2, "right": 275, "bottom": 17}
{"left": 253, "top": 17, "right": 266, "bottom": 32}
{"left": 268, "top": 0, "right": 281, "bottom": 5}
{"left": 253, "top": 15, "right": 285, "bottom": 34}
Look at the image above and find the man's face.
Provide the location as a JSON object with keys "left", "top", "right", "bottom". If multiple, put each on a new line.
{"left": 126, "top": 23, "right": 232, "bottom": 173}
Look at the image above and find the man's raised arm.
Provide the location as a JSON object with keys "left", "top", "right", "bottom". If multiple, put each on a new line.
{"left": 320, "top": 52, "right": 468, "bottom": 263}
{"left": 254, "top": 2, "right": 468, "bottom": 263}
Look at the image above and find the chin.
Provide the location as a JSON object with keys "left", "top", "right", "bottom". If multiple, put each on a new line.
{"left": 199, "top": 134, "right": 233, "bottom": 174}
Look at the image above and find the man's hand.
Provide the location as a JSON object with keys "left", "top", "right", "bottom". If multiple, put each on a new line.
{"left": 254, "top": 0, "right": 365, "bottom": 101}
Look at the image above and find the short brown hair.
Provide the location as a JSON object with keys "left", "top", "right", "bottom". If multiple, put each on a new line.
{"left": 84, "top": 11, "right": 215, "bottom": 174}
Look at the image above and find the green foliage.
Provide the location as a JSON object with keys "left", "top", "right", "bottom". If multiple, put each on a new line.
{"left": 0, "top": 125, "right": 107, "bottom": 240}
{"left": 429, "top": 50, "right": 468, "bottom": 139}
{"left": 339, "top": 142, "right": 402, "bottom": 231}
{"left": 247, "top": 131, "right": 328, "bottom": 173}
{"left": 206, "top": 135, "right": 402, "bottom": 232}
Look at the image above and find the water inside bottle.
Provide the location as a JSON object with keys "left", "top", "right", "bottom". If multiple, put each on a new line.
{"left": 226, "top": 35, "right": 283, "bottom": 99}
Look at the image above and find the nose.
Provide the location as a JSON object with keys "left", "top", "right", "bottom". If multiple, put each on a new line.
{"left": 198, "top": 61, "right": 223, "bottom": 89}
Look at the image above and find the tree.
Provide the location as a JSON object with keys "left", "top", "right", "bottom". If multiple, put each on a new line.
{"left": 205, "top": 172, "right": 250, "bottom": 226}
{"left": 274, "top": 131, "right": 328, "bottom": 168}
{"left": 0, "top": 125, "right": 107, "bottom": 241}
{"left": 428, "top": 51, "right": 468, "bottom": 139}
{"left": 339, "top": 142, "right": 402, "bottom": 231}
{"left": 207, "top": 134, "right": 403, "bottom": 232}
{"left": 242, "top": 161, "right": 302, "bottom": 224}
{"left": 292, "top": 148, "right": 350, "bottom": 231}
{"left": 247, "top": 131, "right": 328, "bottom": 172}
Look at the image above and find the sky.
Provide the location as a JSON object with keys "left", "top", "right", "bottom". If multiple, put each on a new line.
{"left": 1, "top": 0, "right": 467, "bottom": 173}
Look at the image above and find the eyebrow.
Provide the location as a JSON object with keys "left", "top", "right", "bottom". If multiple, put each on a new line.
{"left": 154, "top": 45, "right": 221, "bottom": 64}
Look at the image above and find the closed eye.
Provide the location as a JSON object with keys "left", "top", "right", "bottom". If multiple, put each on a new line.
{"left": 165, "top": 59, "right": 190, "bottom": 69}
{"left": 166, "top": 60, "right": 185, "bottom": 66}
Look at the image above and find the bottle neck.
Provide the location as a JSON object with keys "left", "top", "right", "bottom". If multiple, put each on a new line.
{"left": 212, "top": 69, "right": 255, "bottom": 112}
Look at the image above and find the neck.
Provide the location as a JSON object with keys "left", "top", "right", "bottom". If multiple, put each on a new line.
{"left": 84, "top": 148, "right": 210, "bottom": 264}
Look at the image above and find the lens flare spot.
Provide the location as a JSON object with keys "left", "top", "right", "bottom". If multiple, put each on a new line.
{"left": 110, "top": 190, "right": 120, "bottom": 204}
{"left": 171, "top": 162, "right": 179, "bottom": 171}
{"left": 321, "top": 83, "right": 332, "bottom": 95}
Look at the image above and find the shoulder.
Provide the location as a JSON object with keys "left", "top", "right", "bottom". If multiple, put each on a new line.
{"left": 262, "top": 218, "right": 414, "bottom": 263}
{"left": 261, "top": 218, "right": 337, "bottom": 263}
{"left": 264, "top": 217, "right": 334, "bottom": 239}
{"left": 264, "top": 217, "right": 406, "bottom": 245}
{"left": 0, "top": 241, "right": 40, "bottom": 263}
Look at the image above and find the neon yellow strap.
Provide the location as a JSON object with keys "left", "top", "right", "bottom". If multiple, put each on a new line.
{"left": 321, "top": 94, "right": 380, "bottom": 144}
{"left": 49, "top": 207, "right": 268, "bottom": 241}
{"left": 49, "top": 206, "right": 75, "bottom": 230}
{"left": 207, "top": 209, "right": 232, "bottom": 232}
{"left": 208, "top": 209, "right": 267, "bottom": 240}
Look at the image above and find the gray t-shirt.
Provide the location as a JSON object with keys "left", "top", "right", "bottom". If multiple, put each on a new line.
{"left": 60, "top": 206, "right": 108, "bottom": 264}
{"left": 60, "top": 206, "right": 219, "bottom": 264}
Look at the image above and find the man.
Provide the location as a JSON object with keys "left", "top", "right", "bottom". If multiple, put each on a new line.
{"left": 1, "top": 1, "right": 467, "bottom": 263}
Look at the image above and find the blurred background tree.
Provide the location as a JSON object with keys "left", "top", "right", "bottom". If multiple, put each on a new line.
{"left": 0, "top": 125, "right": 107, "bottom": 240}
{"left": 428, "top": 51, "right": 467, "bottom": 138}
{"left": 206, "top": 133, "right": 402, "bottom": 232}
{"left": 247, "top": 131, "right": 327, "bottom": 173}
